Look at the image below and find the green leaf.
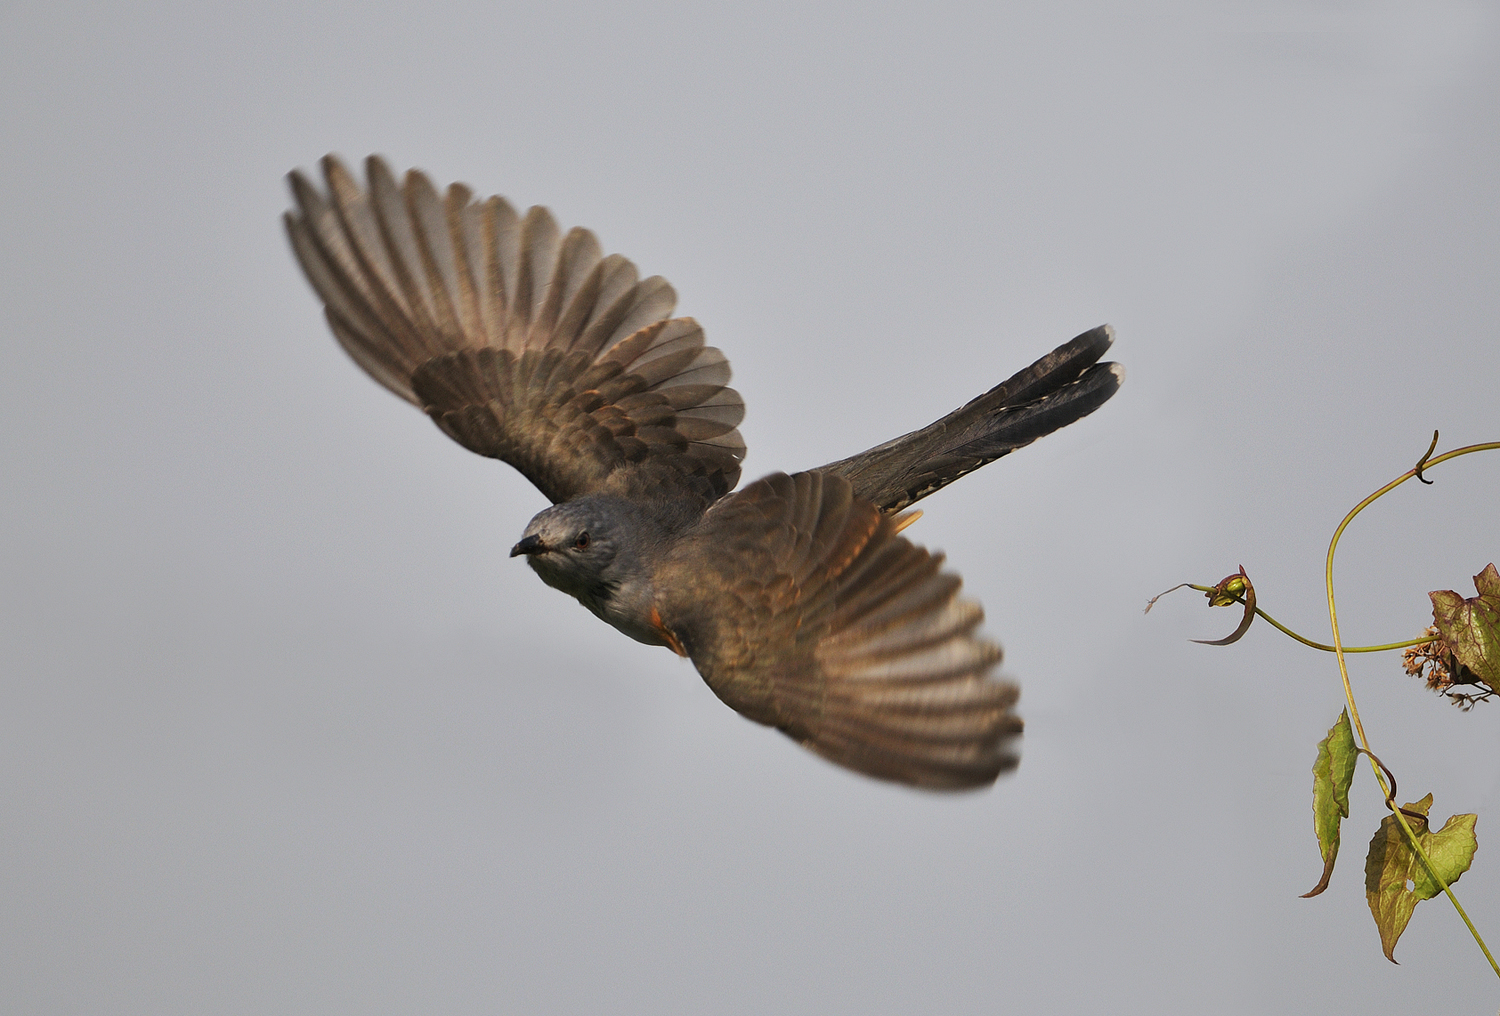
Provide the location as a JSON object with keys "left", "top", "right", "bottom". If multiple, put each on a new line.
{"left": 1303, "top": 710, "right": 1358, "bottom": 897}
{"left": 1363, "top": 793, "right": 1479, "bottom": 963}
{"left": 1429, "top": 563, "right": 1500, "bottom": 687}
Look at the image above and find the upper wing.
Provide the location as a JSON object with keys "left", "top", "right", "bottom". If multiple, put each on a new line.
{"left": 285, "top": 155, "right": 746, "bottom": 504}
{"left": 655, "top": 471, "right": 1021, "bottom": 790}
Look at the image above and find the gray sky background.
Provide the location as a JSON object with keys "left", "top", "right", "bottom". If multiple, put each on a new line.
{"left": 4, "top": 2, "right": 1499, "bottom": 1013}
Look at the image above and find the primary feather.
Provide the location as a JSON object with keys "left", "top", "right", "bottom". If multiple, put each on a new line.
{"left": 286, "top": 155, "right": 745, "bottom": 504}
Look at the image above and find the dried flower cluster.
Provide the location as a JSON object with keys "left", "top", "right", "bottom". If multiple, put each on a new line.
{"left": 1402, "top": 626, "right": 1495, "bottom": 710}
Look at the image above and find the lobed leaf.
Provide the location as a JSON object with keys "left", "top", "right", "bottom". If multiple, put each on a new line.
{"left": 1363, "top": 793, "right": 1479, "bottom": 962}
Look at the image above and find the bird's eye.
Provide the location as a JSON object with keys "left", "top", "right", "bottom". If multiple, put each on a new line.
{"left": 574, "top": 532, "right": 590, "bottom": 549}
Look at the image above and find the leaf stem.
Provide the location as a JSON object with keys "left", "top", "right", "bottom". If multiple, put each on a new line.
{"left": 1255, "top": 609, "right": 1431, "bottom": 654}
{"left": 1184, "top": 586, "right": 1435, "bottom": 653}
{"left": 1324, "top": 438, "right": 1500, "bottom": 978}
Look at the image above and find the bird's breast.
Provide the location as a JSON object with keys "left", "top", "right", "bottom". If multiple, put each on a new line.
{"left": 579, "top": 575, "right": 682, "bottom": 653}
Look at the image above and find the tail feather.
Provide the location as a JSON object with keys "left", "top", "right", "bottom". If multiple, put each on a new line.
{"left": 818, "top": 325, "right": 1122, "bottom": 512}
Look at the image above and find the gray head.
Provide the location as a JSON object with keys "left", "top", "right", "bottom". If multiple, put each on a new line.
{"left": 508, "top": 494, "right": 699, "bottom": 647}
{"left": 509, "top": 498, "right": 626, "bottom": 605}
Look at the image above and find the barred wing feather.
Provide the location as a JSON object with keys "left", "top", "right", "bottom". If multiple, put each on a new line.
{"left": 285, "top": 155, "right": 745, "bottom": 504}
{"left": 659, "top": 471, "right": 1021, "bottom": 790}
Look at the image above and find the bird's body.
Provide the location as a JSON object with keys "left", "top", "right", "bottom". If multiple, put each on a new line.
{"left": 287, "top": 155, "right": 1122, "bottom": 790}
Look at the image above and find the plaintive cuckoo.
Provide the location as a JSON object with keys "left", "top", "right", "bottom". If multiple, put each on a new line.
{"left": 285, "top": 156, "right": 1123, "bottom": 791}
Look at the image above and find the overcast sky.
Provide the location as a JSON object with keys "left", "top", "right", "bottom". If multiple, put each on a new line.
{"left": 3, "top": 2, "right": 1499, "bottom": 1013}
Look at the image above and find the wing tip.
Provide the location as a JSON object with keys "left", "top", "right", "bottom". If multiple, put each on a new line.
{"left": 803, "top": 723, "right": 1023, "bottom": 791}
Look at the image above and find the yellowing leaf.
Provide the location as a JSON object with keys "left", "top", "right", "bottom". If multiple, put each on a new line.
{"left": 1363, "top": 793, "right": 1479, "bottom": 963}
{"left": 1303, "top": 710, "right": 1358, "bottom": 898}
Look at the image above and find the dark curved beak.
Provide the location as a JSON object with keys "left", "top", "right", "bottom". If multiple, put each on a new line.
{"left": 510, "top": 534, "right": 546, "bottom": 558}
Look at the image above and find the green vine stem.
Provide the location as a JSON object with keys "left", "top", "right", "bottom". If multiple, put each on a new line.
{"left": 1181, "top": 587, "right": 1434, "bottom": 654}
{"left": 1325, "top": 437, "right": 1500, "bottom": 978}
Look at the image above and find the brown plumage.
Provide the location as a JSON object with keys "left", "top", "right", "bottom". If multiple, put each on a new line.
{"left": 286, "top": 155, "right": 1122, "bottom": 790}
{"left": 658, "top": 472, "right": 1020, "bottom": 788}
{"left": 285, "top": 155, "right": 744, "bottom": 505}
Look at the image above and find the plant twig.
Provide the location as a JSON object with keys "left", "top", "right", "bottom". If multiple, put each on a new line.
{"left": 1324, "top": 436, "right": 1500, "bottom": 978}
{"left": 1175, "top": 585, "right": 1433, "bottom": 653}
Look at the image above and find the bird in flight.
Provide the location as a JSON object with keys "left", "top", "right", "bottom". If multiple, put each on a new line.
{"left": 285, "top": 156, "right": 1122, "bottom": 790}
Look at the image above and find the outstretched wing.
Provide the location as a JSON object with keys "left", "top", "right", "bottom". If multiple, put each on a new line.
{"left": 285, "top": 155, "right": 746, "bottom": 504}
{"left": 656, "top": 471, "right": 1021, "bottom": 790}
